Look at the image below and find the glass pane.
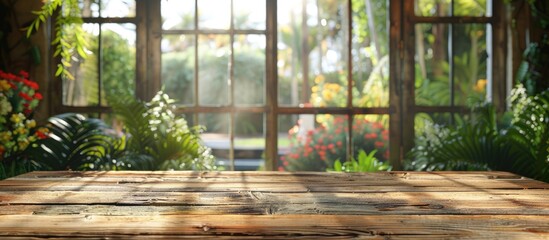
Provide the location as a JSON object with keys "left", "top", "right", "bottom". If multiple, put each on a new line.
{"left": 453, "top": 24, "right": 488, "bottom": 105}
{"left": 415, "top": 0, "right": 488, "bottom": 17}
{"left": 415, "top": 24, "right": 488, "bottom": 106}
{"left": 353, "top": 115, "right": 389, "bottom": 163}
{"left": 101, "top": 23, "right": 136, "bottom": 106}
{"left": 415, "top": 0, "right": 451, "bottom": 16}
{"left": 233, "top": 0, "right": 266, "bottom": 30}
{"left": 234, "top": 113, "right": 265, "bottom": 170}
{"left": 415, "top": 23, "right": 450, "bottom": 106}
{"left": 100, "top": 0, "right": 135, "bottom": 17}
{"left": 198, "top": 35, "right": 230, "bottom": 106}
{"left": 199, "top": 113, "right": 230, "bottom": 169}
{"left": 234, "top": 35, "right": 266, "bottom": 106}
{"left": 162, "top": 35, "right": 195, "bottom": 105}
{"left": 198, "top": 0, "right": 231, "bottom": 30}
{"left": 162, "top": 0, "right": 195, "bottom": 30}
{"left": 278, "top": 0, "right": 348, "bottom": 107}
{"left": 352, "top": 0, "right": 389, "bottom": 107}
{"left": 64, "top": 24, "right": 99, "bottom": 106}
{"left": 80, "top": 1, "right": 100, "bottom": 17}
{"left": 279, "top": 114, "right": 348, "bottom": 171}
{"left": 453, "top": 0, "right": 488, "bottom": 17}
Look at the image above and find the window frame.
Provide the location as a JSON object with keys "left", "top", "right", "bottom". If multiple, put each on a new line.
{"left": 50, "top": 0, "right": 508, "bottom": 171}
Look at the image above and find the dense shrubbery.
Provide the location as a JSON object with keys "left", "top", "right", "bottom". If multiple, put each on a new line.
{"left": 281, "top": 115, "right": 389, "bottom": 171}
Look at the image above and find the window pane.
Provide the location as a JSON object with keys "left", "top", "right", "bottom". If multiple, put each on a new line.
{"left": 234, "top": 35, "right": 266, "bottom": 106}
{"left": 352, "top": 0, "right": 389, "bottom": 107}
{"left": 278, "top": 0, "right": 349, "bottom": 107}
{"left": 64, "top": 24, "right": 99, "bottom": 106}
{"left": 279, "top": 114, "right": 348, "bottom": 171}
{"left": 353, "top": 115, "right": 389, "bottom": 163}
{"left": 162, "top": 35, "right": 195, "bottom": 105}
{"left": 234, "top": 113, "right": 265, "bottom": 170}
{"left": 233, "top": 0, "right": 266, "bottom": 30}
{"left": 453, "top": 0, "right": 489, "bottom": 17}
{"left": 415, "top": 0, "right": 451, "bottom": 16}
{"left": 415, "top": 23, "right": 450, "bottom": 106}
{"left": 199, "top": 113, "right": 230, "bottom": 169}
{"left": 80, "top": 1, "right": 100, "bottom": 17}
{"left": 198, "top": 35, "right": 230, "bottom": 106}
{"left": 198, "top": 0, "right": 231, "bottom": 30}
{"left": 101, "top": 23, "right": 136, "bottom": 106}
{"left": 100, "top": 0, "right": 136, "bottom": 17}
{"left": 415, "top": 0, "right": 488, "bottom": 17}
{"left": 415, "top": 24, "right": 488, "bottom": 106}
{"left": 453, "top": 24, "right": 488, "bottom": 105}
{"left": 162, "top": 0, "right": 195, "bottom": 30}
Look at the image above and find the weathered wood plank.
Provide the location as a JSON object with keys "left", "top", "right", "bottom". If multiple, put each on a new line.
{"left": 1, "top": 191, "right": 547, "bottom": 215}
{"left": 0, "top": 171, "right": 547, "bottom": 238}
{"left": 0, "top": 214, "right": 546, "bottom": 239}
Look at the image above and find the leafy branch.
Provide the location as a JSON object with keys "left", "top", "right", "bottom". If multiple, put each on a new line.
{"left": 26, "top": 0, "right": 87, "bottom": 80}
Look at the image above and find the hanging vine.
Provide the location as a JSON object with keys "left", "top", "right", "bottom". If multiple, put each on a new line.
{"left": 26, "top": 0, "right": 87, "bottom": 80}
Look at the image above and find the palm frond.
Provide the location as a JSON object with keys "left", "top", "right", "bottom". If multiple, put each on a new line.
{"left": 28, "top": 113, "right": 122, "bottom": 170}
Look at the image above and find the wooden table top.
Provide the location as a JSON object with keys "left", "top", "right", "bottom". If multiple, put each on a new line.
{"left": 0, "top": 171, "right": 548, "bottom": 239}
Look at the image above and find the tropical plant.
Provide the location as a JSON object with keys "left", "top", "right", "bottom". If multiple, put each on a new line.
{"left": 406, "top": 85, "right": 549, "bottom": 182}
{"left": 28, "top": 113, "right": 125, "bottom": 171}
{"left": 109, "top": 91, "right": 216, "bottom": 170}
{"left": 515, "top": 36, "right": 549, "bottom": 96}
{"left": 330, "top": 149, "right": 391, "bottom": 173}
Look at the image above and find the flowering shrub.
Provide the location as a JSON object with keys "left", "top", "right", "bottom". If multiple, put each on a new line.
{"left": 0, "top": 70, "right": 48, "bottom": 164}
{"left": 280, "top": 115, "right": 389, "bottom": 171}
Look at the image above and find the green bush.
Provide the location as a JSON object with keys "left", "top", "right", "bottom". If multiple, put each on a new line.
{"left": 406, "top": 85, "right": 549, "bottom": 182}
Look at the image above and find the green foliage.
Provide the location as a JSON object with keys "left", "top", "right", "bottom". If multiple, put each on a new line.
{"left": 406, "top": 86, "right": 549, "bottom": 182}
{"left": 27, "top": 0, "right": 86, "bottom": 80}
{"left": 28, "top": 113, "right": 125, "bottom": 171}
{"left": 330, "top": 150, "right": 391, "bottom": 173}
{"left": 516, "top": 36, "right": 549, "bottom": 96}
{"left": 109, "top": 91, "right": 216, "bottom": 170}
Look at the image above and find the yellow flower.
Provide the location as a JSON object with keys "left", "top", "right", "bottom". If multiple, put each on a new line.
{"left": 25, "top": 119, "right": 37, "bottom": 128}
{"left": 15, "top": 127, "right": 28, "bottom": 135}
{"left": 10, "top": 113, "right": 25, "bottom": 124}
{"left": 314, "top": 75, "right": 325, "bottom": 84}
{"left": 473, "top": 79, "right": 487, "bottom": 92}
{"left": 311, "top": 86, "right": 319, "bottom": 93}
{"left": 0, "top": 80, "right": 11, "bottom": 91}
{"left": 322, "top": 89, "right": 333, "bottom": 101}
{"left": 18, "top": 138, "right": 30, "bottom": 151}
{"left": 0, "top": 131, "right": 12, "bottom": 143}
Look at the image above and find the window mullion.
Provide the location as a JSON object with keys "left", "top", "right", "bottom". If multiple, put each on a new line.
{"left": 265, "top": 0, "right": 278, "bottom": 171}
{"left": 229, "top": 0, "right": 235, "bottom": 171}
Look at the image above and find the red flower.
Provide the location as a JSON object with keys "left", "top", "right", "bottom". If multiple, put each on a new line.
{"left": 278, "top": 167, "right": 285, "bottom": 171}
{"left": 336, "top": 141, "right": 342, "bottom": 147}
{"left": 375, "top": 141, "right": 385, "bottom": 148}
{"left": 365, "top": 133, "right": 377, "bottom": 140}
{"left": 36, "top": 131, "right": 48, "bottom": 140}
{"left": 19, "top": 70, "right": 29, "bottom": 78}
{"left": 23, "top": 80, "right": 39, "bottom": 90}
{"left": 19, "top": 92, "right": 33, "bottom": 101}
{"left": 34, "top": 93, "right": 43, "bottom": 100}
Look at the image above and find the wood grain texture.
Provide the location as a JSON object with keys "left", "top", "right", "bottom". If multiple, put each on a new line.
{"left": 0, "top": 171, "right": 548, "bottom": 239}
